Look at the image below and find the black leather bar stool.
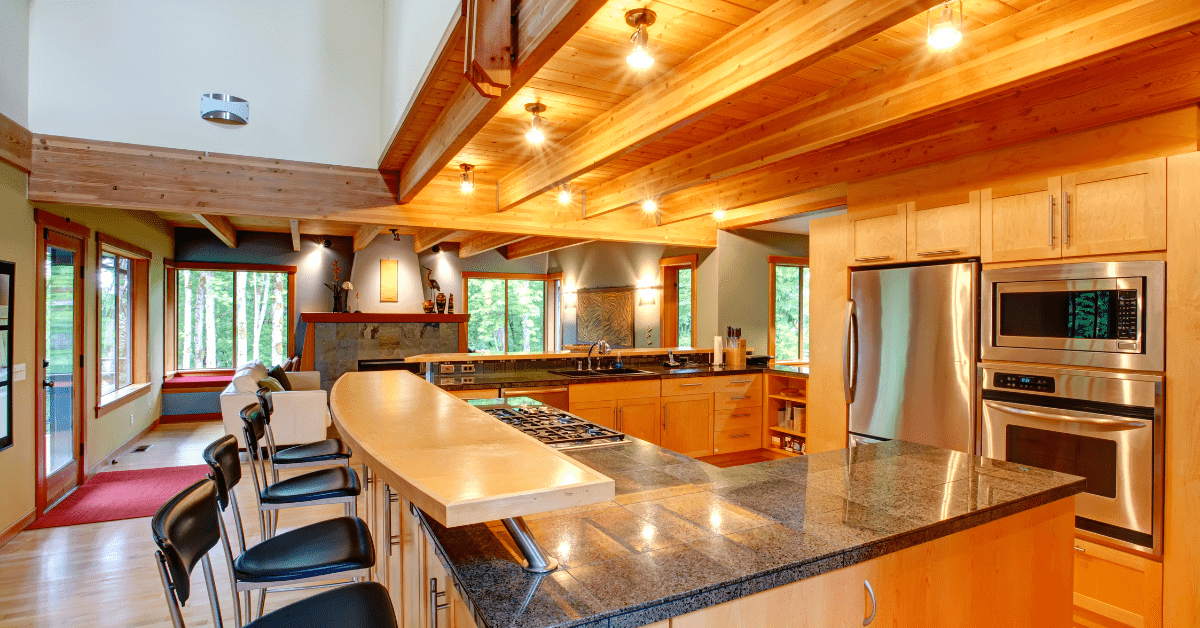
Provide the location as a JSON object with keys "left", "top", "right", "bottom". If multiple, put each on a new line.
{"left": 203, "top": 435, "right": 375, "bottom": 625}
{"left": 151, "top": 476, "right": 393, "bottom": 628}
{"left": 239, "top": 403, "right": 360, "bottom": 539}
{"left": 255, "top": 386, "right": 351, "bottom": 482}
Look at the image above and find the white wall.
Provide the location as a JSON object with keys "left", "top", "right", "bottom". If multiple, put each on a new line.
{"left": 380, "top": 0, "right": 460, "bottom": 146}
{"left": 0, "top": 0, "right": 29, "bottom": 125}
{"left": 715, "top": 229, "right": 809, "bottom": 356}
{"left": 28, "top": 0, "right": 384, "bottom": 167}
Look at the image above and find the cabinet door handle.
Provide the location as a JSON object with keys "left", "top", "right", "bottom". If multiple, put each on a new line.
{"left": 1048, "top": 194, "right": 1055, "bottom": 247}
{"left": 1074, "top": 546, "right": 1086, "bottom": 553}
{"left": 731, "top": 413, "right": 752, "bottom": 418}
{"left": 732, "top": 396, "right": 751, "bottom": 400}
{"left": 854, "top": 255, "right": 891, "bottom": 262}
{"left": 618, "top": 407, "right": 624, "bottom": 430}
{"left": 864, "top": 579, "right": 876, "bottom": 626}
{"left": 429, "top": 577, "right": 450, "bottom": 628}
{"left": 680, "top": 382, "right": 704, "bottom": 387}
{"left": 662, "top": 405, "right": 667, "bottom": 430}
{"left": 1064, "top": 192, "right": 1072, "bottom": 247}
{"left": 730, "top": 433, "right": 751, "bottom": 439}
{"left": 730, "top": 379, "right": 753, "bottom": 384}
{"left": 916, "top": 249, "right": 960, "bottom": 257}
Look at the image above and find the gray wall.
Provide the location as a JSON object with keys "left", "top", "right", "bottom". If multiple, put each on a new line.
{"left": 174, "top": 228, "right": 356, "bottom": 355}
{"left": 714, "top": 230, "right": 809, "bottom": 357}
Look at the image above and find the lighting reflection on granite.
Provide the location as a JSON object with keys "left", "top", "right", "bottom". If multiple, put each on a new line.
{"left": 423, "top": 438, "right": 1085, "bottom": 628}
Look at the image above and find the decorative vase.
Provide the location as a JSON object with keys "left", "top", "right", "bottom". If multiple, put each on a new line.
{"left": 436, "top": 293, "right": 447, "bottom": 314}
{"left": 447, "top": 294, "right": 455, "bottom": 314}
{"left": 422, "top": 300, "right": 435, "bottom": 313}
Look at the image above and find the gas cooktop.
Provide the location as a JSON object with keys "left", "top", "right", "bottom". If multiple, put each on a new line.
{"left": 470, "top": 399, "right": 629, "bottom": 450}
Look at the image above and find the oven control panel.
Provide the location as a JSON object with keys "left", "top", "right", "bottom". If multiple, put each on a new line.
{"left": 994, "top": 372, "right": 1056, "bottom": 393}
{"left": 1117, "top": 290, "right": 1139, "bottom": 340}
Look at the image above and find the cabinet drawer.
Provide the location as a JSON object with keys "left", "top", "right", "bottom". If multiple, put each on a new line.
{"left": 661, "top": 377, "right": 714, "bottom": 396}
{"left": 715, "top": 388, "right": 762, "bottom": 412}
{"left": 1072, "top": 537, "right": 1163, "bottom": 628}
{"left": 714, "top": 374, "right": 761, "bottom": 394}
{"left": 714, "top": 407, "right": 760, "bottom": 431}
{"left": 569, "top": 379, "right": 659, "bottom": 403}
{"left": 714, "top": 425, "right": 762, "bottom": 454}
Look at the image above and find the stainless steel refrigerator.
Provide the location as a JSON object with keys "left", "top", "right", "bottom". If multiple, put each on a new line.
{"left": 845, "top": 262, "right": 978, "bottom": 453}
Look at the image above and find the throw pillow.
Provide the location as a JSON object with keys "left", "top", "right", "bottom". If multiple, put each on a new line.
{"left": 231, "top": 369, "right": 261, "bottom": 393}
{"left": 258, "top": 376, "right": 286, "bottom": 392}
{"left": 267, "top": 365, "right": 293, "bottom": 391}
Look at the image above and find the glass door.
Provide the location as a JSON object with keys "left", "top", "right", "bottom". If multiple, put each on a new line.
{"left": 40, "top": 232, "right": 84, "bottom": 510}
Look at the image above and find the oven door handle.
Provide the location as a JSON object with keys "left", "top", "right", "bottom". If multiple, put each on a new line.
{"left": 983, "top": 401, "right": 1147, "bottom": 429}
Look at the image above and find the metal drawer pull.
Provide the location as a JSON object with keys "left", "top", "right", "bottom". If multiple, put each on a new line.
{"left": 983, "top": 401, "right": 1147, "bottom": 428}
{"left": 1065, "top": 192, "right": 1072, "bottom": 247}
{"left": 679, "top": 382, "right": 704, "bottom": 387}
{"left": 429, "top": 577, "right": 450, "bottom": 628}
{"left": 916, "top": 249, "right": 961, "bottom": 256}
{"left": 854, "top": 255, "right": 891, "bottom": 262}
{"left": 732, "top": 396, "right": 751, "bottom": 400}
{"left": 1074, "top": 546, "right": 1086, "bottom": 553}
{"left": 864, "top": 580, "right": 876, "bottom": 626}
{"left": 730, "top": 434, "right": 751, "bottom": 439}
{"left": 731, "top": 413, "right": 752, "bottom": 418}
{"left": 1048, "top": 194, "right": 1054, "bottom": 247}
{"left": 730, "top": 379, "right": 753, "bottom": 384}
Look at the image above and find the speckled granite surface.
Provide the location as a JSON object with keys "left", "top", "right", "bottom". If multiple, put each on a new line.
{"left": 431, "top": 364, "right": 808, "bottom": 390}
{"left": 421, "top": 439, "right": 1084, "bottom": 628}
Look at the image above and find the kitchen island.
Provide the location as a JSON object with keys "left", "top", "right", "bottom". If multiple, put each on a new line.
{"left": 331, "top": 371, "right": 1084, "bottom": 628}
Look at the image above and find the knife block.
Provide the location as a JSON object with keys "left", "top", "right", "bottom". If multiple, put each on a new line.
{"left": 724, "top": 339, "right": 747, "bottom": 368}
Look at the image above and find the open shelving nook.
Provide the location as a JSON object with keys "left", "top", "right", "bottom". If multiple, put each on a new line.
{"left": 763, "top": 372, "right": 808, "bottom": 458}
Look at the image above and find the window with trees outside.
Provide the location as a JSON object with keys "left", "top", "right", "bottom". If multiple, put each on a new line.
{"left": 770, "top": 256, "right": 810, "bottom": 363}
{"left": 173, "top": 263, "right": 295, "bottom": 370}
{"left": 464, "top": 273, "right": 548, "bottom": 353}
{"left": 96, "top": 234, "right": 151, "bottom": 409}
{"left": 660, "top": 254, "right": 697, "bottom": 348}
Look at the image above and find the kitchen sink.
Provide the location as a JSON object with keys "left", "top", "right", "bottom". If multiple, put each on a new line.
{"left": 548, "top": 368, "right": 655, "bottom": 378}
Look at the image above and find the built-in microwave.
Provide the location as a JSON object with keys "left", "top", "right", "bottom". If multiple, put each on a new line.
{"left": 981, "top": 261, "right": 1165, "bottom": 372}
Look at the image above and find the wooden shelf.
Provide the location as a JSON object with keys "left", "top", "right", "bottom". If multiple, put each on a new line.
{"left": 769, "top": 394, "right": 807, "bottom": 403}
{"left": 765, "top": 446, "right": 802, "bottom": 458}
{"left": 769, "top": 425, "right": 806, "bottom": 438}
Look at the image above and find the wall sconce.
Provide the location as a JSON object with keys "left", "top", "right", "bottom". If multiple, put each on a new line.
{"left": 563, "top": 291, "right": 578, "bottom": 309}
{"left": 636, "top": 278, "right": 660, "bottom": 305}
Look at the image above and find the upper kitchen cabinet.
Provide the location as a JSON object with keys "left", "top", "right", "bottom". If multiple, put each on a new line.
{"left": 1062, "top": 158, "right": 1166, "bottom": 257}
{"left": 849, "top": 203, "right": 908, "bottom": 266}
{"left": 906, "top": 191, "right": 981, "bottom": 261}
{"left": 981, "top": 177, "right": 1062, "bottom": 263}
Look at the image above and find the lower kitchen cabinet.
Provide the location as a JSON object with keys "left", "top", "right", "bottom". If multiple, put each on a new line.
{"left": 661, "top": 393, "right": 714, "bottom": 457}
{"left": 569, "top": 399, "right": 617, "bottom": 429}
{"left": 1072, "top": 537, "right": 1163, "bottom": 628}
{"left": 617, "top": 397, "right": 660, "bottom": 443}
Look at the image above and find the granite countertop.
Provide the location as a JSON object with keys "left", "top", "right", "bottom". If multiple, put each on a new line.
{"left": 432, "top": 364, "right": 808, "bottom": 390}
{"left": 419, "top": 439, "right": 1084, "bottom": 628}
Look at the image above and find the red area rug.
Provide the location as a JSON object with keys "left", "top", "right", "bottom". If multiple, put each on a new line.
{"left": 28, "top": 465, "right": 212, "bottom": 529}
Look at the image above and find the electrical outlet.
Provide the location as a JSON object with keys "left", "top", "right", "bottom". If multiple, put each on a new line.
{"left": 439, "top": 364, "right": 455, "bottom": 374}
{"left": 130, "top": 413, "right": 135, "bottom": 426}
{"left": 461, "top": 364, "right": 475, "bottom": 373}
{"left": 460, "top": 376, "right": 475, "bottom": 384}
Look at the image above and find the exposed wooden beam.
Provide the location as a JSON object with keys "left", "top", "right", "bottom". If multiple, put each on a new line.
{"left": 193, "top": 214, "right": 237, "bottom": 248}
{"left": 289, "top": 219, "right": 301, "bottom": 251}
{"left": 501, "top": 236, "right": 590, "bottom": 260}
{"left": 27, "top": 135, "right": 715, "bottom": 246}
{"left": 586, "top": 0, "right": 1200, "bottom": 220}
{"left": 0, "top": 111, "right": 32, "bottom": 173}
{"left": 657, "top": 28, "right": 1200, "bottom": 223}
{"left": 715, "top": 185, "right": 848, "bottom": 230}
{"left": 413, "top": 228, "right": 459, "bottom": 253}
{"left": 354, "top": 225, "right": 383, "bottom": 251}
{"left": 497, "top": 0, "right": 942, "bottom": 212}
{"left": 392, "top": 0, "right": 609, "bottom": 203}
{"left": 459, "top": 233, "right": 530, "bottom": 258}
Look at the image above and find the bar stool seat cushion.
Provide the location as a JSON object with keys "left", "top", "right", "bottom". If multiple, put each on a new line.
{"left": 274, "top": 439, "right": 351, "bottom": 465}
{"left": 245, "top": 581, "right": 397, "bottom": 628}
{"left": 260, "top": 466, "right": 360, "bottom": 504}
{"left": 234, "top": 516, "right": 374, "bottom": 583}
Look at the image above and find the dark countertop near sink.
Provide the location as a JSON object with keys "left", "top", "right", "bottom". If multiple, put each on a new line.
{"left": 430, "top": 363, "right": 808, "bottom": 390}
{"left": 419, "top": 439, "right": 1084, "bottom": 628}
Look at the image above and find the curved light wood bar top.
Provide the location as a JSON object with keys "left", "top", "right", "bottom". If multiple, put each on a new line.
{"left": 329, "top": 370, "right": 615, "bottom": 527}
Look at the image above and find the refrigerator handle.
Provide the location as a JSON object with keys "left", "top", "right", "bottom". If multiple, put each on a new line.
{"left": 843, "top": 299, "right": 858, "bottom": 403}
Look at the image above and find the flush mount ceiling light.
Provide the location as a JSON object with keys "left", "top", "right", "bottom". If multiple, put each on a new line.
{"left": 201, "top": 93, "right": 249, "bottom": 125}
{"left": 524, "top": 103, "right": 547, "bottom": 145}
{"left": 642, "top": 199, "right": 658, "bottom": 214}
{"left": 625, "top": 9, "right": 656, "bottom": 70}
{"left": 713, "top": 210, "right": 726, "bottom": 220}
{"left": 558, "top": 183, "right": 572, "bottom": 204}
{"left": 459, "top": 164, "right": 475, "bottom": 193}
{"left": 927, "top": 1, "right": 963, "bottom": 50}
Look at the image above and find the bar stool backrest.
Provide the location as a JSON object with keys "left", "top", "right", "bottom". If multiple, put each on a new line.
{"left": 151, "top": 478, "right": 225, "bottom": 628}
{"left": 255, "top": 386, "right": 274, "bottom": 418}
{"left": 203, "top": 434, "right": 243, "bottom": 510}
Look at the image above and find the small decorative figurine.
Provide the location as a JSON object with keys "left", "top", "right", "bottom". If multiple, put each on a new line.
{"left": 436, "top": 292, "right": 447, "bottom": 313}
{"left": 422, "top": 300, "right": 435, "bottom": 313}
{"left": 447, "top": 294, "right": 455, "bottom": 314}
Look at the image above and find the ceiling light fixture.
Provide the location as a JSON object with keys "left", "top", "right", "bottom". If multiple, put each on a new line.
{"left": 524, "top": 103, "right": 547, "bottom": 145}
{"left": 713, "top": 210, "right": 726, "bottom": 220}
{"left": 390, "top": 228, "right": 401, "bottom": 241}
{"left": 459, "top": 164, "right": 475, "bottom": 193}
{"left": 642, "top": 199, "right": 658, "bottom": 214}
{"left": 625, "top": 9, "right": 657, "bottom": 70}
{"left": 927, "top": 1, "right": 963, "bottom": 50}
{"left": 558, "top": 183, "right": 572, "bottom": 204}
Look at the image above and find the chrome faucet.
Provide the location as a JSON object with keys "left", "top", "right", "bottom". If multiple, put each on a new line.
{"left": 587, "top": 340, "right": 611, "bottom": 370}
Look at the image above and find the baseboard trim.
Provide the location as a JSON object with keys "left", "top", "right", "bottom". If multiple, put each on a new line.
{"left": 86, "top": 418, "right": 161, "bottom": 478}
{"left": 0, "top": 510, "right": 36, "bottom": 550}
{"left": 159, "top": 412, "right": 221, "bottom": 424}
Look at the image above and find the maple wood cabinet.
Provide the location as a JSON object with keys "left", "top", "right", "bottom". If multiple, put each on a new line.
{"left": 661, "top": 393, "right": 714, "bottom": 457}
{"left": 569, "top": 399, "right": 617, "bottom": 429}
{"left": 617, "top": 397, "right": 660, "bottom": 443}
{"left": 981, "top": 177, "right": 1062, "bottom": 263}
{"left": 1062, "top": 158, "right": 1166, "bottom": 258}
{"left": 907, "top": 191, "right": 980, "bottom": 260}
{"left": 1072, "top": 537, "right": 1163, "bottom": 628}
{"left": 849, "top": 203, "right": 908, "bottom": 265}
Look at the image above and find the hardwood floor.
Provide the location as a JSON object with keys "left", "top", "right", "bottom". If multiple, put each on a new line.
{"left": 0, "top": 421, "right": 362, "bottom": 627}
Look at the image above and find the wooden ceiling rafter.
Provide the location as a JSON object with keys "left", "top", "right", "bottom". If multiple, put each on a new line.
{"left": 353, "top": 225, "right": 384, "bottom": 251}
{"left": 289, "top": 219, "right": 301, "bottom": 251}
{"left": 459, "top": 232, "right": 531, "bottom": 258}
{"left": 413, "top": 228, "right": 460, "bottom": 253}
{"left": 501, "top": 236, "right": 590, "bottom": 260}
{"left": 580, "top": 0, "right": 1200, "bottom": 221}
{"left": 495, "top": 0, "right": 945, "bottom": 212}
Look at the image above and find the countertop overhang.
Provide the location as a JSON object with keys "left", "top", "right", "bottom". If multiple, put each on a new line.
{"left": 329, "top": 370, "right": 615, "bottom": 527}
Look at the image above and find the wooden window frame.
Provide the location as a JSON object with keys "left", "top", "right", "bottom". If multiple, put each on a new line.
{"left": 462, "top": 271, "right": 554, "bottom": 353}
{"left": 768, "top": 255, "right": 810, "bottom": 365}
{"left": 95, "top": 233, "right": 153, "bottom": 415}
{"left": 659, "top": 254, "right": 698, "bottom": 348}
{"left": 0, "top": 260, "right": 14, "bottom": 453}
{"left": 169, "top": 260, "right": 297, "bottom": 374}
